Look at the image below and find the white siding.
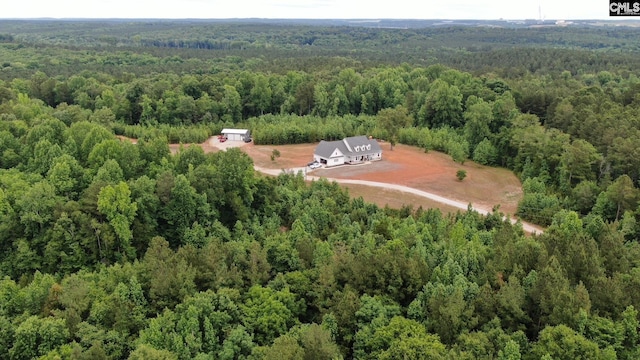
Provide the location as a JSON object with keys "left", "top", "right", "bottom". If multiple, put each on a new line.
{"left": 331, "top": 157, "right": 345, "bottom": 166}
{"left": 226, "top": 134, "right": 243, "bottom": 141}
{"left": 221, "top": 129, "right": 250, "bottom": 141}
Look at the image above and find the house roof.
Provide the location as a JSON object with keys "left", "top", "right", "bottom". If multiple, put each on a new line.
{"left": 221, "top": 128, "right": 250, "bottom": 135}
{"left": 315, "top": 136, "right": 382, "bottom": 158}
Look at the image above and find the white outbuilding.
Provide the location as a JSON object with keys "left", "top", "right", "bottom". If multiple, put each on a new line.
{"left": 221, "top": 128, "right": 251, "bottom": 141}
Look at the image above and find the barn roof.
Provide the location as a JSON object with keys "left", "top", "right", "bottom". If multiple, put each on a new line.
{"left": 221, "top": 128, "right": 250, "bottom": 135}
{"left": 315, "top": 136, "right": 381, "bottom": 158}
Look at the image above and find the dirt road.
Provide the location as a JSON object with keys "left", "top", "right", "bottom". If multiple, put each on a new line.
{"left": 254, "top": 166, "right": 543, "bottom": 235}
{"left": 149, "top": 136, "right": 543, "bottom": 234}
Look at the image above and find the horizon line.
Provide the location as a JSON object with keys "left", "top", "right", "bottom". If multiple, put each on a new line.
{"left": 0, "top": 17, "right": 632, "bottom": 21}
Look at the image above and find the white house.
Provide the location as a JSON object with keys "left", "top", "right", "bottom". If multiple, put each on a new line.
{"left": 221, "top": 128, "right": 251, "bottom": 141}
{"left": 314, "top": 136, "right": 382, "bottom": 167}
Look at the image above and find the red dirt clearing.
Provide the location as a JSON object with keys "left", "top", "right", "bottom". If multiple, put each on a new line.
{"left": 243, "top": 142, "right": 317, "bottom": 169}
{"left": 118, "top": 135, "right": 523, "bottom": 217}
{"left": 342, "top": 183, "right": 464, "bottom": 214}
{"left": 244, "top": 142, "right": 523, "bottom": 217}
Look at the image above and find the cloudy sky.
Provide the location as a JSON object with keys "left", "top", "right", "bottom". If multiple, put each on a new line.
{"left": 2, "top": 0, "right": 612, "bottom": 20}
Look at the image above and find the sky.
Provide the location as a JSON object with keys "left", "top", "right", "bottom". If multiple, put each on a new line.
{"left": 1, "top": 0, "right": 614, "bottom": 20}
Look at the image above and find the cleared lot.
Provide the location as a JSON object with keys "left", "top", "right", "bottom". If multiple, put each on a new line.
{"left": 120, "top": 136, "right": 523, "bottom": 217}
{"left": 243, "top": 141, "right": 523, "bottom": 217}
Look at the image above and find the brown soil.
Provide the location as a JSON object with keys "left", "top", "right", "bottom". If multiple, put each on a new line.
{"left": 243, "top": 142, "right": 317, "bottom": 169}
{"left": 118, "top": 135, "right": 523, "bottom": 217}
{"left": 342, "top": 183, "right": 463, "bottom": 214}
{"left": 244, "top": 141, "right": 523, "bottom": 217}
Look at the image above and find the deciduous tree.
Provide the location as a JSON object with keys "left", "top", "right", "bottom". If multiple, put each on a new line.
{"left": 377, "top": 105, "right": 412, "bottom": 150}
{"left": 97, "top": 181, "right": 137, "bottom": 260}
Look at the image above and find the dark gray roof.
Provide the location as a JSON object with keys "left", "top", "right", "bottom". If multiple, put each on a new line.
{"left": 314, "top": 140, "right": 339, "bottom": 158}
{"left": 314, "top": 136, "right": 382, "bottom": 158}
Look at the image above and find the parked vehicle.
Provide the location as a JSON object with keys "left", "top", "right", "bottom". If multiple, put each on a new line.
{"left": 309, "top": 161, "right": 321, "bottom": 169}
{"left": 219, "top": 137, "right": 227, "bottom": 142}
{"left": 244, "top": 137, "right": 252, "bottom": 143}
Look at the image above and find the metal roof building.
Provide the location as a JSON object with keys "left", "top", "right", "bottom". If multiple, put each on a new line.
{"left": 221, "top": 128, "right": 251, "bottom": 141}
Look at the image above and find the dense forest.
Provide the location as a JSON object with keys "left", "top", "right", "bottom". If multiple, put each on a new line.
{"left": 2, "top": 20, "right": 640, "bottom": 359}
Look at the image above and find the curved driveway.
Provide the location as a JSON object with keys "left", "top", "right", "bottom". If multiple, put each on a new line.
{"left": 210, "top": 139, "right": 542, "bottom": 235}
{"left": 127, "top": 137, "right": 542, "bottom": 234}
{"left": 254, "top": 165, "right": 544, "bottom": 235}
